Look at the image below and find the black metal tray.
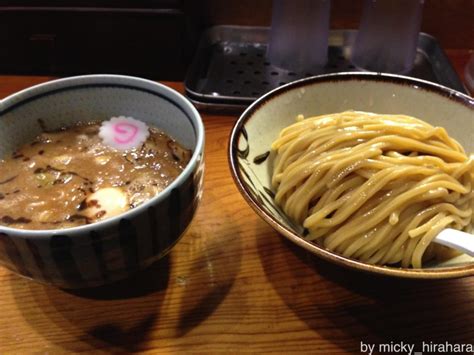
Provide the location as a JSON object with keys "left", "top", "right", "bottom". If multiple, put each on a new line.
{"left": 185, "top": 26, "right": 467, "bottom": 113}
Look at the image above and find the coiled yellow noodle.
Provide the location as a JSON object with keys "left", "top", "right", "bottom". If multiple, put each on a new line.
{"left": 271, "top": 111, "right": 474, "bottom": 268}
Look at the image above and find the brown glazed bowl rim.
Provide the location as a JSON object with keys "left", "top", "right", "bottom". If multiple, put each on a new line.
{"left": 228, "top": 72, "right": 474, "bottom": 279}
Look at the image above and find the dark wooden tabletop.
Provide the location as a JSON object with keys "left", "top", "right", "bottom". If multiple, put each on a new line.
{"left": 0, "top": 50, "right": 472, "bottom": 354}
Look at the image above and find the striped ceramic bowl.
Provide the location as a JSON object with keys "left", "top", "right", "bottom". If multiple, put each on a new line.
{"left": 0, "top": 75, "right": 204, "bottom": 288}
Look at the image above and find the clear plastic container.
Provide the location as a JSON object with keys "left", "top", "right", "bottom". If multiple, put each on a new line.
{"left": 351, "top": 0, "right": 424, "bottom": 74}
{"left": 267, "top": 0, "right": 331, "bottom": 72}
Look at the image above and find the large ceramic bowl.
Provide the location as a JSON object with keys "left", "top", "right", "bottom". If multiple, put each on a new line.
{"left": 0, "top": 75, "right": 204, "bottom": 288}
{"left": 229, "top": 72, "right": 474, "bottom": 279}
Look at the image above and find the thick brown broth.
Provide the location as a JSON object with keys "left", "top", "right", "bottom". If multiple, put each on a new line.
{"left": 0, "top": 122, "right": 191, "bottom": 230}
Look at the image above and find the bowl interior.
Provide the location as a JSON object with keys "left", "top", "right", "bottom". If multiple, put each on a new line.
{"left": 231, "top": 74, "right": 474, "bottom": 278}
{"left": 0, "top": 79, "right": 197, "bottom": 157}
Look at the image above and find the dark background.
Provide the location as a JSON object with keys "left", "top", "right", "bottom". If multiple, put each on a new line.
{"left": 0, "top": 0, "right": 472, "bottom": 79}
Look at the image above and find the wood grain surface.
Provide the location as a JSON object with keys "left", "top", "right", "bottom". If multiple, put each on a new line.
{"left": 0, "top": 51, "right": 472, "bottom": 354}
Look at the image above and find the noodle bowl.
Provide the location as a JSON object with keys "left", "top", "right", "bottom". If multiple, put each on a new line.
{"left": 271, "top": 111, "right": 474, "bottom": 268}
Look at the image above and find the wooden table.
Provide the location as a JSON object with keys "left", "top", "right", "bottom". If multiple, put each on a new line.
{"left": 0, "top": 51, "right": 472, "bottom": 354}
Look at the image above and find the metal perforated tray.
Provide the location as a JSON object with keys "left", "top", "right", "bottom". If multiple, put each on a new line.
{"left": 185, "top": 26, "right": 466, "bottom": 113}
